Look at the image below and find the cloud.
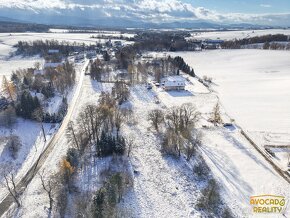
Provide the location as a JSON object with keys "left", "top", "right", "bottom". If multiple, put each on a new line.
{"left": 260, "top": 4, "right": 272, "bottom": 8}
{"left": 0, "top": 0, "right": 289, "bottom": 26}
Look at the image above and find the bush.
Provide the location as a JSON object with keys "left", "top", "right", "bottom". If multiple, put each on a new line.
{"left": 193, "top": 160, "right": 210, "bottom": 180}
{"left": 66, "top": 148, "right": 79, "bottom": 168}
{"left": 0, "top": 106, "right": 16, "bottom": 128}
{"left": 196, "top": 179, "right": 223, "bottom": 215}
{"left": 91, "top": 172, "right": 132, "bottom": 218}
{"left": 6, "top": 135, "right": 21, "bottom": 159}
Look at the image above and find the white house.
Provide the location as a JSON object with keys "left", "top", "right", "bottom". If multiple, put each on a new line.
{"left": 161, "top": 76, "right": 186, "bottom": 91}
{"left": 43, "top": 62, "right": 63, "bottom": 69}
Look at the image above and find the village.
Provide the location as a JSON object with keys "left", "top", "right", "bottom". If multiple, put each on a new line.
{"left": 0, "top": 28, "right": 289, "bottom": 218}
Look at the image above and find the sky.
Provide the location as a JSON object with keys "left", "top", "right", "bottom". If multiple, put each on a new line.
{"left": 0, "top": 0, "right": 290, "bottom": 27}
{"left": 184, "top": 0, "right": 290, "bottom": 14}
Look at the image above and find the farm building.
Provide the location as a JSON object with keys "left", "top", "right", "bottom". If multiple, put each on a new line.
{"left": 48, "top": 49, "right": 60, "bottom": 54}
{"left": 161, "top": 76, "right": 186, "bottom": 91}
{"left": 43, "top": 62, "right": 63, "bottom": 69}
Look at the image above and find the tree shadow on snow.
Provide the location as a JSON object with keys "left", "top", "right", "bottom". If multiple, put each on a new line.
{"left": 166, "top": 90, "right": 194, "bottom": 97}
{"left": 199, "top": 144, "right": 253, "bottom": 203}
{"left": 222, "top": 131, "right": 278, "bottom": 177}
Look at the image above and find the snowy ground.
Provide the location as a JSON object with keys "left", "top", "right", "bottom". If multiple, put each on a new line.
{"left": 188, "top": 29, "right": 290, "bottom": 41}
{"left": 3, "top": 66, "right": 290, "bottom": 217}
{"left": 0, "top": 56, "right": 43, "bottom": 85}
{"left": 201, "top": 128, "right": 290, "bottom": 218}
{"left": 0, "top": 32, "right": 134, "bottom": 48}
{"left": 153, "top": 76, "right": 290, "bottom": 217}
{"left": 0, "top": 119, "right": 57, "bottom": 202}
{"left": 173, "top": 50, "right": 290, "bottom": 133}
{"left": 0, "top": 59, "right": 86, "bottom": 217}
{"left": 172, "top": 50, "right": 290, "bottom": 170}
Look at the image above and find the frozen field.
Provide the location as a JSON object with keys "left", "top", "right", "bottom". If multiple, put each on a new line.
{"left": 0, "top": 32, "right": 134, "bottom": 47}
{"left": 173, "top": 50, "right": 290, "bottom": 133}
{"left": 189, "top": 29, "right": 290, "bottom": 40}
{"left": 0, "top": 57, "right": 43, "bottom": 85}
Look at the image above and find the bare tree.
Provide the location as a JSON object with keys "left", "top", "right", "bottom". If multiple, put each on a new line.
{"left": 125, "top": 135, "right": 135, "bottom": 157}
{"left": 180, "top": 103, "right": 200, "bottom": 130}
{"left": 114, "top": 108, "right": 124, "bottom": 138}
{"left": 66, "top": 121, "right": 80, "bottom": 151}
{"left": 165, "top": 107, "right": 180, "bottom": 133}
{"left": 211, "top": 103, "right": 222, "bottom": 126}
{"left": 34, "top": 62, "right": 41, "bottom": 70}
{"left": 148, "top": 109, "right": 164, "bottom": 131}
{"left": 39, "top": 172, "right": 54, "bottom": 213}
{"left": 183, "top": 130, "right": 202, "bottom": 161}
{"left": 32, "top": 107, "right": 46, "bottom": 142}
{"left": 4, "top": 172, "right": 21, "bottom": 207}
{"left": 2, "top": 76, "right": 16, "bottom": 102}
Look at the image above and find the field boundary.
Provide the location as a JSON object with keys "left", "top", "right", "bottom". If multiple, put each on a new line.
{"left": 241, "top": 130, "right": 290, "bottom": 184}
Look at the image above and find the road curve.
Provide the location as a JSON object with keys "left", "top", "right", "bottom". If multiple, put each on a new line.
{"left": 0, "top": 59, "right": 90, "bottom": 217}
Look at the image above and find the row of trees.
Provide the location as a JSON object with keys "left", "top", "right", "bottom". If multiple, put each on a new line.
{"left": 221, "top": 34, "right": 290, "bottom": 49}
{"left": 15, "top": 39, "right": 93, "bottom": 56}
{"left": 168, "top": 56, "right": 195, "bottom": 77}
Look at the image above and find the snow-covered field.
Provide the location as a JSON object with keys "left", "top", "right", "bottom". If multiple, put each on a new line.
{"left": 172, "top": 49, "right": 290, "bottom": 172}
{"left": 189, "top": 29, "right": 290, "bottom": 40}
{"left": 0, "top": 56, "right": 43, "bottom": 85}
{"left": 0, "top": 32, "right": 134, "bottom": 48}
{"left": 174, "top": 50, "right": 290, "bottom": 133}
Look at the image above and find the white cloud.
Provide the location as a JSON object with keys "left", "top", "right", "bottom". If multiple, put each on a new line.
{"left": 0, "top": 0, "right": 289, "bottom": 26}
{"left": 260, "top": 4, "right": 272, "bottom": 8}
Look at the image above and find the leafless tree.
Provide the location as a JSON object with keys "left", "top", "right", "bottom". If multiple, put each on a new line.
{"left": 34, "top": 62, "right": 41, "bottom": 70}
{"left": 125, "top": 135, "right": 135, "bottom": 157}
{"left": 211, "top": 103, "right": 222, "bottom": 126}
{"left": 148, "top": 109, "right": 164, "bottom": 131}
{"left": 3, "top": 172, "right": 21, "bottom": 207}
{"left": 183, "top": 130, "right": 202, "bottom": 161}
{"left": 32, "top": 107, "right": 46, "bottom": 142}
{"left": 39, "top": 172, "right": 54, "bottom": 213}
{"left": 180, "top": 103, "right": 200, "bottom": 130}
{"left": 66, "top": 121, "right": 80, "bottom": 151}
{"left": 165, "top": 107, "right": 180, "bottom": 133}
{"left": 114, "top": 108, "right": 124, "bottom": 138}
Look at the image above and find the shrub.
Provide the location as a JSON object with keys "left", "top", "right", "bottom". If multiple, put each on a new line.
{"left": 66, "top": 148, "right": 79, "bottom": 168}
{"left": 96, "top": 131, "right": 126, "bottom": 157}
{"left": 6, "top": 135, "right": 21, "bottom": 159}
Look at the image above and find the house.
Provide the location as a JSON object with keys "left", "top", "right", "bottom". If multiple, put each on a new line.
{"left": 44, "top": 62, "right": 63, "bottom": 69}
{"left": 161, "top": 76, "right": 186, "bottom": 91}
{"left": 48, "top": 49, "right": 60, "bottom": 54}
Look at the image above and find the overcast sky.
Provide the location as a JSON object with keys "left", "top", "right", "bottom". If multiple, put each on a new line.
{"left": 0, "top": 0, "right": 290, "bottom": 26}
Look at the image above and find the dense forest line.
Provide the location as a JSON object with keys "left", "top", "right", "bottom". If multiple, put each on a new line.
{"left": 221, "top": 34, "right": 290, "bottom": 49}
{"left": 14, "top": 40, "right": 93, "bottom": 56}
{"left": 0, "top": 21, "right": 49, "bottom": 33}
